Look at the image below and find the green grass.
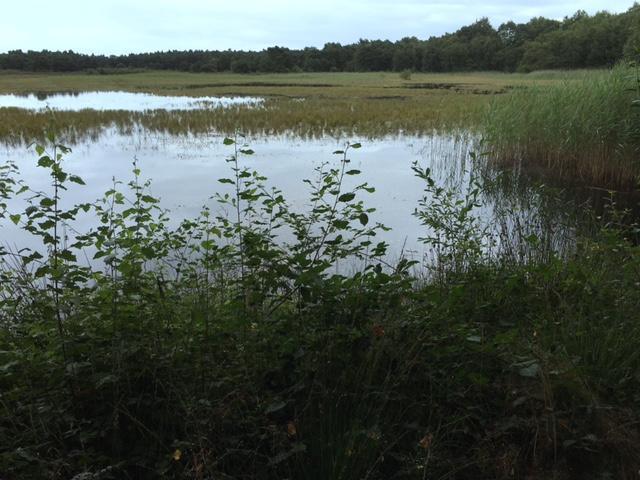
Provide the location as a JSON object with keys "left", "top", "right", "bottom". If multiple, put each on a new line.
{"left": 0, "top": 70, "right": 595, "bottom": 144}
{"left": 0, "top": 70, "right": 563, "bottom": 97}
{"left": 0, "top": 95, "right": 483, "bottom": 145}
{"left": 484, "top": 65, "right": 640, "bottom": 188}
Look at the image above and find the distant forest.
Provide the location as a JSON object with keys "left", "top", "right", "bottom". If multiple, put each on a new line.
{"left": 2, "top": 4, "right": 639, "bottom": 73}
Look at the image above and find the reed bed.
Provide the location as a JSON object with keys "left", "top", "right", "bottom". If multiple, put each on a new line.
{"left": 484, "top": 65, "right": 640, "bottom": 188}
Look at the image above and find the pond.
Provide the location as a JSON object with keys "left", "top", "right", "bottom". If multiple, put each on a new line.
{"left": 0, "top": 91, "right": 578, "bottom": 263}
{"left": 0, "top": 91, "right": 263, "bottom": 111}
{"left": 1, "top": 129, "right": 577, "bottom": 260}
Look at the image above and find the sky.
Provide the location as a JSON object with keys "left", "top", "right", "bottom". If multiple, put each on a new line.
{"left": 0, "top": 0, "right": 636, "bottom": 54}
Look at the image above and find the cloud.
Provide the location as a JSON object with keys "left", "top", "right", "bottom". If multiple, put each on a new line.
{"left": 0, "top": 0, "right": 635, "bottom": 54}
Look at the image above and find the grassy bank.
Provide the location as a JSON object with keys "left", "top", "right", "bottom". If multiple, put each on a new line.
{"left": 1, "top": 138, "right": 639, "bottom": 479}
{"left": 484, "top": 65, "right": 640, "bottom": 188}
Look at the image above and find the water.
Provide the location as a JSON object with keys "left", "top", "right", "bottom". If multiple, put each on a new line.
{"left": 0, "top": 91, "right": 263, "bottom": 111}
{"left": 0, "top": 91, "right": 578, "bottom": 263}
{"left": 1, "top": 128, "right": 576, "bottom": 261}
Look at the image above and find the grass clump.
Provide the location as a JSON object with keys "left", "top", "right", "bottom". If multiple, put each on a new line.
{"left": 0, "top": 135, "right": 639, "bottom": 479}
{"left": 484, "top": 64, "right": 640, "bottom": 188}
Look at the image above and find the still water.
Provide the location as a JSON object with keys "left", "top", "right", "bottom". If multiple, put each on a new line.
{"left": 0, "top": 91, "right": 263, "bottom": 111}
{"left": 0, "top": 91, "right": 575, "bottom": 261}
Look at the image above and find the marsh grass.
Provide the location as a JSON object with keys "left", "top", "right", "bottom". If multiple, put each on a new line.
{"left": 0, "top": 95, "right": 486, "bottom": 145}
{"left": 0, "top": 70, "right": 562, "bottom": 96}
{"left": 0, "top": 69, "right": 593, "bottom": 145}
{"left": 485, "top": 65, "right": 640, "bottom": 188}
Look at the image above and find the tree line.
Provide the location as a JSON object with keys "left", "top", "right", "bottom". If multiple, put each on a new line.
{"left": 2, "top": 4, "right": 639, "bottom": 74}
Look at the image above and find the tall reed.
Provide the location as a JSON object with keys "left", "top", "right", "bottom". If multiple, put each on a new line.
{"left": 484, "top": 65, "right": 640, "bottom": 188}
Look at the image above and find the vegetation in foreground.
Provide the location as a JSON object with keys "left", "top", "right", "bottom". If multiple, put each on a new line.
{"left": 1, "top": 135, "right": 639, "bottom": 480}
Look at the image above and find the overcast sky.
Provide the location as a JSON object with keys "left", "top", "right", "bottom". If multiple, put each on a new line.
{"left": 1, "top": 0, "right": 636, "bottom": 54}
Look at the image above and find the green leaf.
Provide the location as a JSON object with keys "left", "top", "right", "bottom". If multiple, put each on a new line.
{"left": 218, "top": 178, "right": 235, "bottom": 185}
{"left": 34, "top": 265, "right": 50, "bottom": 278}
{"left": 9, "top": 214, "right": 20, "bottom": 225}
{"left": 53, "top": 171, "right": 67, "bottom": 183}
{"left": 358, "top": 213, "right": 369, "bottom": 226}
{"left": 338, "top": 193, "right": 355, "bottom": 202}
{"left": 69, "top": 175, "right": 86, "bottom": 185}
{"left": 38, "top": 220, "right": 55, "bottom": 230}
{"left": 59, "top": 250, "right": 76, "bottom": 262}
{"left": 332, "top": 219, "right": 349, "bottom": 229}
{"left": 346, "top": 169, "right": 361, "bottom": 175}
{"left": 350, "top": 143, "right": 362, "bottom": 149}
{"left": 223, "top": 137, "right": 235, "bottom": 145}
{"left": 37, "top": 156, "right": 54, "bottom": 168}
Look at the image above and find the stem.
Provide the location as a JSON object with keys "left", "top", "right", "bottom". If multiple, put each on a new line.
{"left": 232, "top": 134, "right": 247, "bottom": 312}
{"left": 52, "top": 144, "right": 67, "bottom": 365}
{"left": 311, "top": 146, "right": 350, "bottom": 266}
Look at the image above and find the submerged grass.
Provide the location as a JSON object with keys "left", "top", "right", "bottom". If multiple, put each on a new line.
{"left": 0, "top": 95, "right": 485, "bottom": 145}
{"left": 484, "top": 65, "right": 640, "bottom": 188}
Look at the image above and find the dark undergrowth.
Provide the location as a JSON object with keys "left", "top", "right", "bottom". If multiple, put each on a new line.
{"left": 1, "top": 135, "right": 639, "bottom": 480}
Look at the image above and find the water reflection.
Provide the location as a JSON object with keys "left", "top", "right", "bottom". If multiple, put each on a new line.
{"left": 0, "top": 91, "right": 263, "bottom": 111}
{"left": 0, "top": 130, "right": 579, "bottom": 263}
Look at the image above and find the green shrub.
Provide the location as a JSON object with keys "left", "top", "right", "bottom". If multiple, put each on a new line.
{"left": 1, "top": 135, "right": 639, "bottom": 479}
{"left": 399, "top": 69, "right": 412, "bottom": 80}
